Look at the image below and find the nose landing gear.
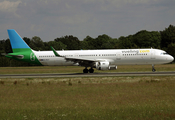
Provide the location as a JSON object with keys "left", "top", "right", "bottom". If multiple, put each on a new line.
{"left": 152, "top": 64, "right": 156, "bottom": 72}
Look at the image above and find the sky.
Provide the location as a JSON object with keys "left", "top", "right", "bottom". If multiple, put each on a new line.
{"left": 0, "top": 0, "right": 175, "bottom": 41}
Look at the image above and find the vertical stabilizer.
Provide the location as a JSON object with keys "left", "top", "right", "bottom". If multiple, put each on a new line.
{"left": 6, "top": 29, "right": 42, "bottom": 65}
{"left": 7, "top": 29, "right": 30, "bottom": 52}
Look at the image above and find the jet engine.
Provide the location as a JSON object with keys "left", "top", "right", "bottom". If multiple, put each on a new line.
{"left": 95, "top": 62, "right": 117, "bottom": 70}
{"left": 108, "top": 65, "right": 117, "bottom": 70}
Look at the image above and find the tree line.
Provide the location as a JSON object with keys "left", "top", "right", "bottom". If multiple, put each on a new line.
{"left": 0, "top": 25, "right": 175, "bottom": 67}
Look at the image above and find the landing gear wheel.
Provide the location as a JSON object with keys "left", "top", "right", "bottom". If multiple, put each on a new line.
{"left": 89, "top": 68, "right": 94, "bottom": 73}
{"left": 152, "top": 68, "right": 156, "bottom": 72}
{"left": 152, "top": 64, "right": 156, "bottom": 72}
{"left": 83, "top": 68, "right": 89, "bottom": 73}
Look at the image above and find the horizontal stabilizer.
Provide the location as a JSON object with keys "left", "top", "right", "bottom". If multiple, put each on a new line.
{"left": 1, "top": 53, "right": 7, "bottom": 56}
{"left": 2, "top": 53, "right": 24, "bottom": 59}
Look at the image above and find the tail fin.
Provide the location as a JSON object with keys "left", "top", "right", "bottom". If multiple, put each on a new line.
{"left": 7, "top": 29, "right": 31, "bottom": 52}
{"left": 6, "top": 29, "right": 42, "bottom": 65}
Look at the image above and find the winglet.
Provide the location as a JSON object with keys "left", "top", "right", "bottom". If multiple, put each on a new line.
{"left": 51, "top": 46, "right": 62, "bottom": 57}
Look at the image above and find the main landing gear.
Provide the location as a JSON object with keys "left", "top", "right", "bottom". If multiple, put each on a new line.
{"left": 152, "top": 64, "right": 156, "bottom": 72}
{"left": 83, "top": 67, "right": 94, "bottom": 73}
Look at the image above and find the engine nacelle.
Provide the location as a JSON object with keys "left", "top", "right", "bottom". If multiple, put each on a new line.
{"left": 108, "top": 65, "right": 117, "bottom": 70}
{"left": 95, "top": 62, "right": 117, "bottom": 70}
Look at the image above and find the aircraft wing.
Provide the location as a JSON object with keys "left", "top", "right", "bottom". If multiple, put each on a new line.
{"left": 65, "top": 57, "right": 98, "bottom": 62}
{"left": 51, "top": 46, "right": 106, "bottom": 67}
{"left": 64, "top": 57, "right": 101, "bottom": 67}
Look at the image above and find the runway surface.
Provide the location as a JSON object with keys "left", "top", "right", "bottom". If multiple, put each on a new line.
{"left": 0, "top": 71, "right": 175, "bottom": 78}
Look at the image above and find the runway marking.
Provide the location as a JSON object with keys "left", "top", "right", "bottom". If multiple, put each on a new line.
{"left": 0, "top": 72, "right": 175, "bottom": 78}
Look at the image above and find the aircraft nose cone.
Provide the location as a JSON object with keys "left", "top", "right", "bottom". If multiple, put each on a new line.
{"left": 168, "top": 55, "right": 174, "bottom": 62}
{"left": 171, "top": 56, "right": 174, "bottom": 61}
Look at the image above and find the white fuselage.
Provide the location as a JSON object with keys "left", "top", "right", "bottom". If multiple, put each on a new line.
{"left": 33, "top": 49, "right": 174, "bottom": 66}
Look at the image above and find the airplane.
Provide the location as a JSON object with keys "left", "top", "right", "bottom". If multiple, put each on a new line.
{"left": 4, "top": 29, "right": 174, "bottom": 73}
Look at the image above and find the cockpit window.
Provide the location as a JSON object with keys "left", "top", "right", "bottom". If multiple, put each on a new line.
{"left": 161, "top": 52, "right": 168, "bottom": 55}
